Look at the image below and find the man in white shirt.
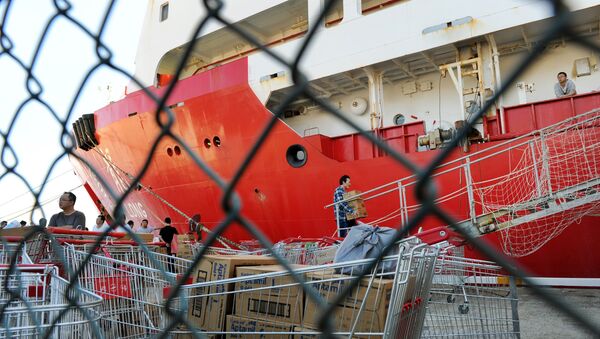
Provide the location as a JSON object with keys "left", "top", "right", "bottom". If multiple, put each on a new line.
{"left": 554, "top": 71, "right": 577, "bottom": 98}
{"left": 91, "top": 215, "right": 110, "bottom": 232}
{"left": 4, "top": 220, "right": 19, "bottom": 229}
{"left": 136, "top": 219, "right": 154, "bottom": 233}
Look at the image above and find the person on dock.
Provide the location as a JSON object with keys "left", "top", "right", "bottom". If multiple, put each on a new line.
{"left": 0, "top": 221, "right": 6, "bottom": 229}
{"left": 91, "top": 215, "right": 109, "bottom": 232}
{"left": 136, "top": 219, "right": 154, "bottom": 233}
{"left": 19, "top": 220, "right": 26, "bottom": 227}
{"left": 554, "top": 71, "right": 577, "bottom": 98}
{"left": 48, "top": 192, "right": 86, "bottom": 229}
{"left": 334, "top": 175, "right": 356, "bottom": 237}
{"left": 126, "top": 220, "right": 135, "bottom": 229}
{"left": 159, "top": 217, "right": 179, "bottom": 271}
{"left": 4, "top": 220, "right": 19, "bottom": 229}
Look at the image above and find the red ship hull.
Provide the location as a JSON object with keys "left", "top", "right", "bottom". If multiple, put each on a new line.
{"left": 71, "top": 58, "right": 600, "bottom": 281}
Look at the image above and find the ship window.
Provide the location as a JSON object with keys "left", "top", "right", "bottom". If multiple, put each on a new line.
{"left": 286, "top": 144, "right": 307, "bottom": 168}
{"left": 204, "top": 138, "right": 212, "bottom": 148}
{"left": 160, "top": 3, "right": 169, "bottom": 22}
{"left": 167, "top": 147, "right": 173, "bottom": 157}
{"left": 213, "top": 136, "right": 221, "bottom": 147}
{"left": 174, "top": 145, "right": 181, "bottom": 155}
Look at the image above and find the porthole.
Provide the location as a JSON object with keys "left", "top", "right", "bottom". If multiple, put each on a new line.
{"left": 286, "top": 144, "right": 307, "bottom": 168}
{"left": 213, "top": 136, "right": 221, "bottom": 147}
{"left": 204, "top": 138, "right": 212, "bottom": 148}
{"left": 393, "top": 113, "right": 406, "bottom": 126}
{"left": 174, "top": 145, "right": 181, "bottom": 155}
{"left": 167, "top": 147, "right": 173, "bottom": 156}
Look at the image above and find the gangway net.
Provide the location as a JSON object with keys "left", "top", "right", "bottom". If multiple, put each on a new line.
{"left": 474, "top": 111, "right": 600, "bottom": 256}
{"left": 356, "top": 110, "right": 600, "bottom": 257}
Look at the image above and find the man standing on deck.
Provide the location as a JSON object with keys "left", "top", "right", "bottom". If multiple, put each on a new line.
{"left": 554, "top": 71, "right": 577, "bottom": 98}
{"left": 48, "top": 192, "right": 86, "bottom": 229}
{"left": 334, "top": 175, "right": 356, "bottom": 237}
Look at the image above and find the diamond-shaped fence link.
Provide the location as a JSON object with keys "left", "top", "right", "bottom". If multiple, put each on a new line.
{"left": 0, "top": 0, "right": 599, "bottom": 338}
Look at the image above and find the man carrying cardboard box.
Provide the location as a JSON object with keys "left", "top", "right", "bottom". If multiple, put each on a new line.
{"left": 333, "top": 175, "right": 357, "bottom": 237}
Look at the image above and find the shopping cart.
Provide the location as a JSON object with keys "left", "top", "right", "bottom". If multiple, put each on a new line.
{"left": 63, "top": 243, "right": 192, "bottom": 338}
{"left": 170, "top": 235, "right": 439, "bottom": 338}
{"left": 0, "top": 236, "right": 35, "bottom": 265}
{"left": 421, "top": 252, "right": 520, "bottom": 338}
{"left": 409, "top": 226, "right": 520, "bottom": 337}
{"left": 57, "top": 238, "right": 169, "bottom": 268}
{"left": 6, "top": 228, "right": 130, "bottom": 265}
{"left": 0, "top": 264, "right": 103, "bottom": 338}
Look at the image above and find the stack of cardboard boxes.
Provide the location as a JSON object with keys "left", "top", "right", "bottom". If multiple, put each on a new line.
{"left": 181, "top": 256, "right": 409, "bottom": 338}
{"left": 226, "top": 265, "right": 305, "bottom": 338}
{"left": 302, "top": 270, "right": 395, "bottom": 335}
{"left": 186, "top": 255, "right": 279, "bottom": 335}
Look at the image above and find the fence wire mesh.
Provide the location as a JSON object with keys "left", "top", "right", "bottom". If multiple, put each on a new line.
{"left": 0, "top": 0, "right": 599, "bottom": 338}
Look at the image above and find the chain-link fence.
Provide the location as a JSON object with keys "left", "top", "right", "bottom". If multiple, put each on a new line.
{"left": 1, "top": 0, "right": 599, "bottom": 337}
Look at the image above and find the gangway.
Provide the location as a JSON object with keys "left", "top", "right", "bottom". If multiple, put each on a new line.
{"left": 327, "top": 109, "right": 600, "bottom": 257}
{"left": 458, "top": 177, "right": 600, "bottom": 237}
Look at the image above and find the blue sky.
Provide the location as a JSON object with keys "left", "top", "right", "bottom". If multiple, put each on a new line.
{"left": 0, "top": 0, "right": 145, "bottom": 225}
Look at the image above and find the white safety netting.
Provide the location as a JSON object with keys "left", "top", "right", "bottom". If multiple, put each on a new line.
{"left": 473, "top": 112, "right": 600, "bottom": 257}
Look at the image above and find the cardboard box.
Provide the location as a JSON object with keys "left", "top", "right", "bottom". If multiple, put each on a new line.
{"left": 226, "top": 315, "right": 295, "bottom": 338}
{"left": 234, "top": 265, "right": 305, "bottom": 325}
{"left": 303, "top": 271, "right": 394, "bottom": 332}
{"left": 176, "top": 234, "right": 195, "bottom": 259}
{"left": 123, "top": 233, "right": 153, "bottom": 243}
{"left": 188, "top": 255, "right": 279, "bottom": 332}
{"left": 343, "top": 190, "right": 367, "bottom": 220}
{"left": 0, "top": 226, "right": 37, "bottom": 237}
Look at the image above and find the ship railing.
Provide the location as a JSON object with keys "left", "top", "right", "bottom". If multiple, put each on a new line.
{"left": 325, "top": 108, "right": 600, "bottom": 210}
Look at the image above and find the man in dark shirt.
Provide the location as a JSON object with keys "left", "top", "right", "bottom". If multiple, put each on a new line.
{"left": 48, "top": 192, "right": 86, "bottom": 229}
{"left": 159, "top": 217, "right": 179, "bottom": 255}
{"left": 159, "top": 217, "right": 179, "bottom": 272}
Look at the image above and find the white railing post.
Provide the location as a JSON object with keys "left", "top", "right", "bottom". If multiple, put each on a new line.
{"left": 530, "top": 140, "right": 543, "bottom": 198}
{"left": 334, "top": 203, "right": 340, "bottom": 237}
{"left": 397, "top": 181, "right": 407, "bottom": 226}
{"left": 539, "top": 132, "right": 553, "bottom": 196}
{"left": 464, "top": 158, "right": 477, "bottom": 224}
